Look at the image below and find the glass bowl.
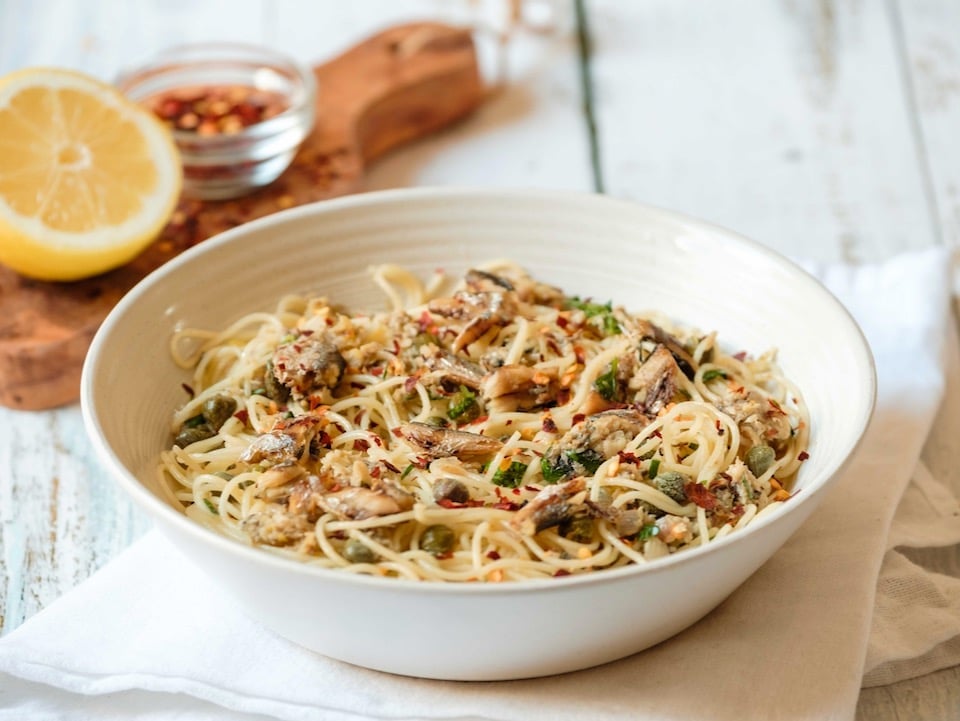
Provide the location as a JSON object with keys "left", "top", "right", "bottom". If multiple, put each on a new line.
{"left": 118, "top": 43, "right": 316, "bottom": 200}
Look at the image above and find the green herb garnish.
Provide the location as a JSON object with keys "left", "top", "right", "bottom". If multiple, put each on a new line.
{"left": 567, "top": 449, "right": 604, "bottom": 474}
{"left": 492, "top": 461, "right": 528, "bottom": 488}
{"left": 636, "top": 524, "right": 660, "bottom": 541}
{"left": 648, "top": 458, "right": 660, "bottom": 478}
{"left": 541, "top": 455, "right": 569, "bottom": 484}
{"left": 567, "top": 297, "right": 621, "bottom": 336}
{"left": 203, "top": 498, "right": 218, "bottom": 514}
{"left": 400, "top": 463, "right": 415, "bottom": 480}
{"left": 701, "top": 368, "right": 728, "bottom": 382}
{"left": 594, "top": 358, "right": 620, "bottom": 402}
{"left": 447, "top": 385, "right": 480, "bottom": 421}
{"left": 567, "top": 296, "right": 612, "bottom": 317}
{"left": 603, "top": 313, "right": 622, "bottom": 336}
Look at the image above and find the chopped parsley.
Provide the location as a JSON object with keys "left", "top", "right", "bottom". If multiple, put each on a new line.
{"left": 203, "top": 498, "right": 218, "bottom": 514}
{"left": 541, "top": 455, "right": 569, "bottom": 484}
{"left": 594, "top": 358, "right": 620, "bottom": 401}
{"left": 492, "top": 461, "right": 528, "bottom": 488}
{"left": 701, "top": 368, "right": 728, "bottom": 382}
{"left": 636, "top": 524, "right": 660, "bottom": 541}
{"left": 567, "top": 296, "right": 622, "bottom": 336}
{"left": 567, "top": 449, "right": 604, "bottom": 474}
{"left": 447, "top": 386, "right": 479, "bottom": 421}
{"left": 648, "top": 458, "right": 660, "bottom": 479}
{"left": 541, "top": 447, "right": 604, "bottom": 483}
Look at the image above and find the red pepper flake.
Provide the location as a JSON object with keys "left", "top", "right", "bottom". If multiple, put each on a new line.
{"left": 391, "top": 427, "right": 403, "bottom": 438}
{"left": 556, "top": 389, "right": 571, "bottom": 406}
{"left": 382, "top": 460, "right": 401, "bottom": 473}
{"left": 181, "top": 383, "right": 195, "bottom": 398}
{"left": 316, "top": 431, "right": 332, "bottom": 447}
{"left": 414, "top": 456, "right": 431, "bottom": 469}
{"left": 371, "top": 435, "right": 383, "bottom": 447}
{"left": 505, "top": 419, "right": 513, "bottom": 426}
{"left": 233, "top": 409, "right": 249, "bottom": 424}
{"left": 299, "top": 329, "right": 314, "bottom": 336}
{"left": 369, "top": 466, "right": 382, "bottom": 479}
{"left": 542, "top": 416, "right": 558, "bottom": 433}
{"left": 435, "top": 551, "right": 454, "bottom": 560}
{"left": 391, "top": 339, "right": 401, "bottom": 355}
{"left": 618, "top": 451, "right": 639, "bottom": 464}
{"left": 439, "top": 498, "right": 484, "bottom": 508}
{"left": 403, "top": 375, "right": 419, "bottom": 393}
{"left": 554, "top": 569, "right": 571, "bottom": 577}
{"left": 145, "top": 84, "right": 289, "bottom": 135}
{"left": 684, "top": 482, "right": 718, "bottom": 510}
{"left": 486, "top": 550, "right": 501, "bottom": 560}
{"left": 734, "top": 351, "right": 747, "bottom": 361}
{"left": 651, "top": 429, "right": 663, "bottom": 439}
{"left": 467, "top": 415, "right": 489, "bottom": 425}
{"left": 572, "top": 413, "right": 586, "bottom": 426}
{"left": 574, "top": 345, "right": 586, "bottom": 364}
{"left": 511, "top": 487, "right": 521, "bottom": 495}
{"left": 714, "top": 419, "right": 724, "bottom": 436}
{"left": 417, "top": 310, "right": 434, "bottom": 332}
{"left": 798, "top": 451, "right": 810, "bottom": 461}
{"left": 546, "top": 338, "right": 561, "bottom": 355}
{"left": 493, "top": 501, "right": 522, "bottom": 511}
{"left": 353, "top": 439, "right": 370, "bottom": 452}
{"left": 556, "top": 316, "right": 569, "bottom": 329}
{"left": 523, "top": 485, "right": 541, "bottom": 493}
{"left": 370, "top": 366, "right": 384, "bottom": 377}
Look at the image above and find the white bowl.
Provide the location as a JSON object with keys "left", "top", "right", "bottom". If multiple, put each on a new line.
{"left": 81, "top": 188, "right": 875, "bottom": 680}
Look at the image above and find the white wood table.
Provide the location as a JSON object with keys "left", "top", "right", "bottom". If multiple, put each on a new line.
{"left": 1, "top": 1, "right": 958, "bottom": 718}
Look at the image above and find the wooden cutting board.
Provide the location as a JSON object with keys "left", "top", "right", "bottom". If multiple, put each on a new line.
{"left": 0, "top": 23, "right": 484, "bottom": 411}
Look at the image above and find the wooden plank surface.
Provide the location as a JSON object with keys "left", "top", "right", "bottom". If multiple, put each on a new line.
{"left": 0, "top": 1, "right": 958, "bottom": 719}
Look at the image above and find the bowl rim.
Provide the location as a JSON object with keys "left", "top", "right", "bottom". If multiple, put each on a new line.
{"left": 80, "top": 187, "right": 877, "bottom": 596}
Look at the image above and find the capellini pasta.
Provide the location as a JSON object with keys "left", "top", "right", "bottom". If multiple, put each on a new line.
{"left": 159, "top": 262, "right": 810, "bottom": 582}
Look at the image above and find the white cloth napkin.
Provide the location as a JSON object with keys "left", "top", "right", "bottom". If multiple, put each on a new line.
{"left": 1, "top": 248, "right": 958, "bottom": 721}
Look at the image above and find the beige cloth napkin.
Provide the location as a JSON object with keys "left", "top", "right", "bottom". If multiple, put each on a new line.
{"left": 0, "top": 248, "right": 957, "bottom": 721}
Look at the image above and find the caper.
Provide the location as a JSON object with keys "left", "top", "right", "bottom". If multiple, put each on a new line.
{"left": 263, "top": 361, "right": 290, "bottom": 402}
{"left": 343, "top": 538, "right": 377, "bottom": 564}
{"left": 560, "top": 515, "right": 594, "bottom": 544}
{"left": 654, "top": 470, "right": 689, "bottom": 504}
{"left": 203, "top": 394, "right": 237, "bottom": 430}
{"left": 746, "top": 444, "right": 776, "bottom": 477}
{"left": 174, "top": 424, "right": 215, "bottom": 448}
{"left": 421, "top": 524, "right": 456, "bottom": 556}
{"left": 433, "top": 478, "right": 470, "bottom": 504}
{"left": 614, "top": 509, "right": 644, "bottom": 536}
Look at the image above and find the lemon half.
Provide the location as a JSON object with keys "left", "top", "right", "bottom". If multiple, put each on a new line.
{"left": 0, "top": 67, "right": 181, "bottom": 281}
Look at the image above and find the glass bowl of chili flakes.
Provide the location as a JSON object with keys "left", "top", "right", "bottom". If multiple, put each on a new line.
{"left": 118, "top": 43, "right": 316, "bottom": 200}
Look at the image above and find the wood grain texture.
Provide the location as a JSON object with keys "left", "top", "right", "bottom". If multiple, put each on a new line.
{"left": 895, "top": 0, "right": 960, "bottom": 251}
{"left": 586, "top": 0, "right": 938, "bottom": 262}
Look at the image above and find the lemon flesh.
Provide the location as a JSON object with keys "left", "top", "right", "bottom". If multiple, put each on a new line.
{"left": 0, "top": 68, "right": 181, "bottom": 281}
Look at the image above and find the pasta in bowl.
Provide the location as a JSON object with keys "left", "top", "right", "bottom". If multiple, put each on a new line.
{"left": 82, "top": 188, "right": 873, "bottom": 679}
{"left": 163, "top": 263, "right": 809, "bottom": 581}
